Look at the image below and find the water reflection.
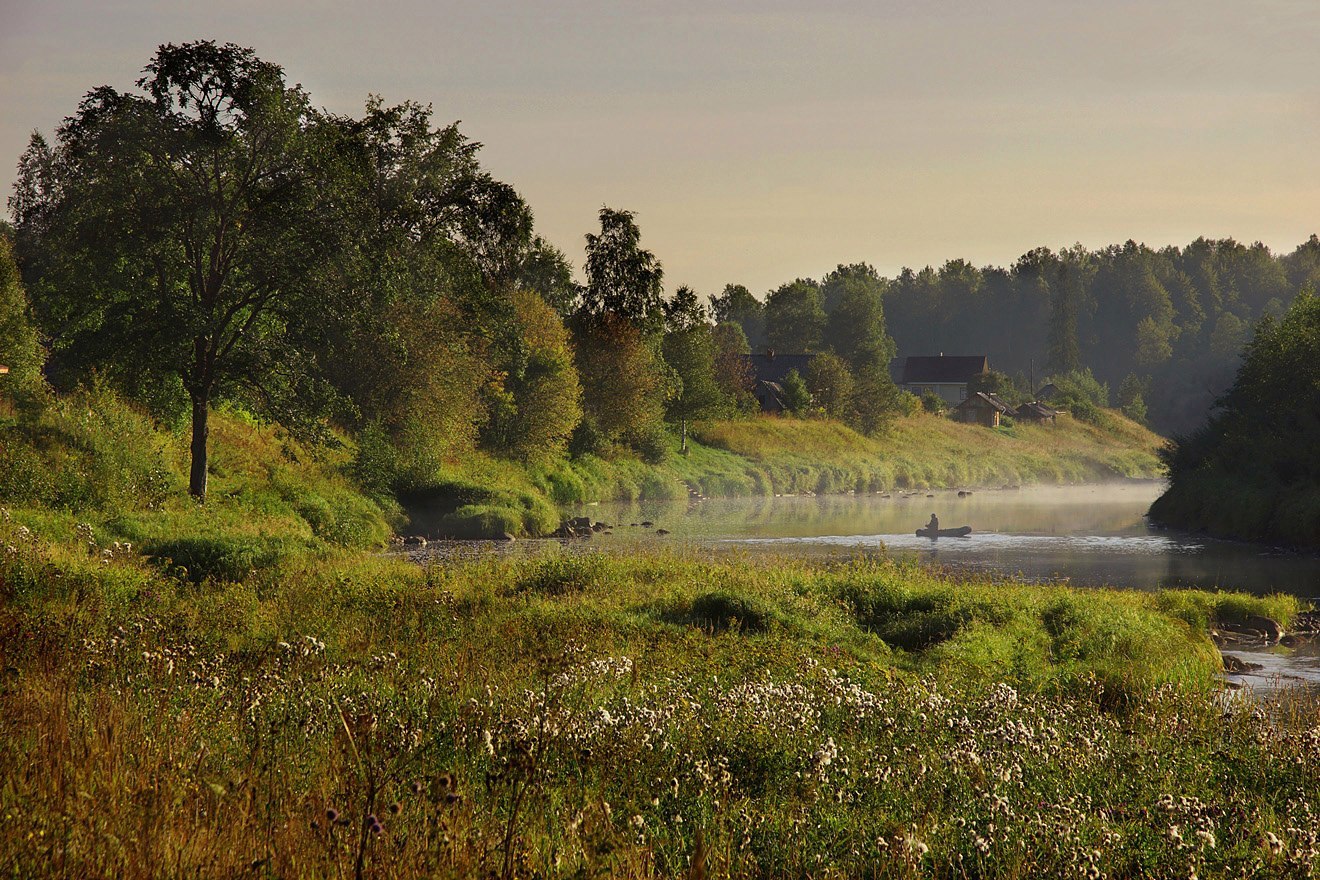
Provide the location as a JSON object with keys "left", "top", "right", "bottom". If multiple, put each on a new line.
{"left": 588, "top": 482, "right": 1320, "bottom": 596}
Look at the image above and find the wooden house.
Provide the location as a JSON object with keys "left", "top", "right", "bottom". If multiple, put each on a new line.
{"left": 1014, "top": 401, "right": 1059, "bottom": 424}
{"left": 896, "top": 354, "right": 989, "bottom": 406}
{"left": 952, "top": 391, "right": 1012, "bottom": 427}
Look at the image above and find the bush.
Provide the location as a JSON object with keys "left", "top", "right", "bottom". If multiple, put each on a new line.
{"left": 146, "top": 535, "right": 301, "bottom": 583}
{"left": 689, "top": 590, "right": 777, "bottom": 633}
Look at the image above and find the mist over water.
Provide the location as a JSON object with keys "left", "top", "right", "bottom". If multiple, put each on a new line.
{"left": 593, "top": 481, "right": 1320, "bottom": 597}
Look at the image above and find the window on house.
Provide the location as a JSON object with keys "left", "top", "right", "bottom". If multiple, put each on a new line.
{"left": 959, "top": 387, "right": 967, "bottom": 400}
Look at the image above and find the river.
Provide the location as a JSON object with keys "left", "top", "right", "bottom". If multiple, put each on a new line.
{"left": 589, "top": 481, "right": 1318, "bottom": 596}
{"left": 581, "top": 481, "right": 1320, "bottom": 690}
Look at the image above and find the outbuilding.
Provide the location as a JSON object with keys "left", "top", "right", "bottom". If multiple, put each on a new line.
{"left": 952, "top": 391, "right": 1012, "bottom": 427}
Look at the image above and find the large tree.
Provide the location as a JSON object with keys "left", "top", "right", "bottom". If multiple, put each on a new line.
{"left": 820, "top": 263, "right": 894, "bottom": 372}
{"left": 661, "top": 286, "right": 725, "bottom": 451}
{"left": 578, "top": 207, "right": 664, "bottom": 329}
{"left": 710, "top": 283, "right": 765, "bottom": 349}
{"left": 11, "top": 41, "right": 339, "bottom": 499}
{"left": 571, "top": 207, "right": 672, "bottom": 454}
{"left": 765, "top": 278, "right": 825, "bottom": 353}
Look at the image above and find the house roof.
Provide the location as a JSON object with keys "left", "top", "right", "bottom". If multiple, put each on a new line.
{"left": 1015, "top": 401, "right": 1059, "bottom": 419}
{"left": 744, "top": 353, "right": 814, "bottom": 385}
{"left": 899, "top": 355, "right": 988, "bottom": 384}
{"left": 954, "top": 392, "right": 1012, "bottom": 414}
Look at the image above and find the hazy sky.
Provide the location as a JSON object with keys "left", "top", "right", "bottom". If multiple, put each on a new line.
{"left": 2, "top": 0, "right": 1317, "bottom": 295}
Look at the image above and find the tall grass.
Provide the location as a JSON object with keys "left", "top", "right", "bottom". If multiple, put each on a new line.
{"left": 1, "top": 524, "right": 1312, "bottom": 879}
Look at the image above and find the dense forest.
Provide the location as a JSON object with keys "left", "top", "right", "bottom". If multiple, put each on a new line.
{"left": 718, "top": 239, "right": 1320, "bottom": 437}
{"left": 1150, "top": 292, "right": 1320, "bottom": 549}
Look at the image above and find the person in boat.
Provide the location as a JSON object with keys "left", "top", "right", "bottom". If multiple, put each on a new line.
{"left": 927, "top": 513, "right": 939, "bottom": 533}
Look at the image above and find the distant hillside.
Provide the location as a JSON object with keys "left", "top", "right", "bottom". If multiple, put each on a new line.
{"left": 687, "top": 410, "right": 1163, "bottom": 495}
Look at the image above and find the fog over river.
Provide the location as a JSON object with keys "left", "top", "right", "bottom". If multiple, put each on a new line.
{"left": 591, "top": 481, "right": 1319, "bottom": 598}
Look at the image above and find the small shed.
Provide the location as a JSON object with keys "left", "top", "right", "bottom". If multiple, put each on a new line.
{"left": 1035, "top": 382, "right": 1060, "bottom": 401}
{"left": 1015, "top": 401, "right": 1059, "bottom": 424}
{"left": 953, "top": 392, "right": 1012, "bottom": 427}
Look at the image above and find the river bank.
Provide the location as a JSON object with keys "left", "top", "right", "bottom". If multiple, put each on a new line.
{"left": 415, "top": 409, "right": 1164, "bottom": 539}
{"left": 3, "top": 533, "right": 1316, "bottom": 878}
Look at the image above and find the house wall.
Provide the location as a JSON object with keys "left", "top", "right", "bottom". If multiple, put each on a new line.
{"left": 904, "top": 382, "right": 968, "bottom": 406}
{"left": 954, "top": 406, "right": 999, "bottom": 427}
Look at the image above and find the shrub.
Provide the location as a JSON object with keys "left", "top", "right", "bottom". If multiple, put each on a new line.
{"left": 689, "top": 590, "right": 776, "bottom": 633}
{"left": 145, "top": 535, "right": 301, "bottom": 583}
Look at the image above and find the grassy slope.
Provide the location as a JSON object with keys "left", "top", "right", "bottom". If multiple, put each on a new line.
{"left": 0, "top": 390, "right": 394, "bottom": 570}
{"left": 686, "top": 410, "right": 1164, "bottom": 496}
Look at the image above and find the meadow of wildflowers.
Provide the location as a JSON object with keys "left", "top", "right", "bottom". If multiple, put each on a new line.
{"left": 1, "top": 514, "right": 1316, "bottom": 879}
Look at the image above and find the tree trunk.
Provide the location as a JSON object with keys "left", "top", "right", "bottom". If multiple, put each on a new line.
{"left": 189, "top": 393, "right": 209, "bottom": 500}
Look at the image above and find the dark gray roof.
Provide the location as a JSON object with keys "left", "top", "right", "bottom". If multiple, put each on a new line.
{"left": 1015, "top": 401, "right": 1059, "bottom": 419}
{"left": 899, "top": 355, "right": 988, "bottom": 384}
{"left": 954, "top": 392, "right": 1012, "bottom": 414}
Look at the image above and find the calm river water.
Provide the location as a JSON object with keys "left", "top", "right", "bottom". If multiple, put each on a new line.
{"left": 590, "top": 481, "right": 1319, "bottom": 597}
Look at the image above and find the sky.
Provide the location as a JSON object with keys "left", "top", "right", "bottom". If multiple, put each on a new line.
{"left": 1, "top": 0, "right": 1318, "bottom": 295}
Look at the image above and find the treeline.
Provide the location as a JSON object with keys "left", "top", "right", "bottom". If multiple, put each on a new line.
{"left": 4, "top": 42, "right": 913, "bottom": 507}
{"left": 717, "top": 238, "right": 1318, "bottom": 437}
{"left": 882, "top": 239, "right": 1320, "bottom": 436}
{"left": 1150, "top": 292, "right": 1320, "bottom": 549}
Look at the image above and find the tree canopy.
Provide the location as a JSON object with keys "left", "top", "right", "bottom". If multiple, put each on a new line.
{"left": 12, "top": 41, "right": 338, "bottom": 497}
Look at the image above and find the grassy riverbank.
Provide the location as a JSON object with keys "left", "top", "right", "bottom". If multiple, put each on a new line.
{"left": 0, "top": 387, "right": 1162, "bottom": 543}
{"left": 686, "top": 411, "right": 1162, "bottom": 496}
{"left": 1, "top": 524, "right": 1313, "bottom": 879}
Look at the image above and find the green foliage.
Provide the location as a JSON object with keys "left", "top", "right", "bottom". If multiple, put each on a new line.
{"left": 765, "top": 278, "right": 825, "bottom": 353}
{"left": 0, "top": 236, "right": 47, "bottom": 412}
{"left": 687, "top": 590, "right": 779, "bottom": 633}
{"left": 804, "top": 351, "right": 855, "bottom": 420}
{"left": 570, "top": 312, "right": 669, "bottom": 455}
{"left": 821, "top": 263, "right": 894, "bottom": 371}
{"left": 710, "top": 283, "right": 765, "bottom": 348}
{"left": 967, "top": 369, "right": 1016, "bottom": 401}
{"left": 778, "top": 368, "right": 813, "bottom": 414}
{"left": 482, "top": 290, "right": 582, "bottom": 465}
{"left": 0, "top": 384, "right": 178, "bottom": 511}
{"left": 921, "top": 391, "right": 946, "bottom": 414}
{"left": 146, "top": 534, "right": 303, "bottom": 584}
{"left": 1117, "top": 373, "right": 1149, "bottom": 425}
{"left": 1046, "top": 368, "right": 1110, "bottom": 424}
{"left": 579, "top": 207, "right": 664, "bottom": 329}
{"left": 1153, "top": 291, "right": 1320, "bottom": 549}
{"left": 710, "top": 322, "right": 758, "bottom": 414}
{"left": 660, "top": 287, "right": 727, "bottom": 428}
